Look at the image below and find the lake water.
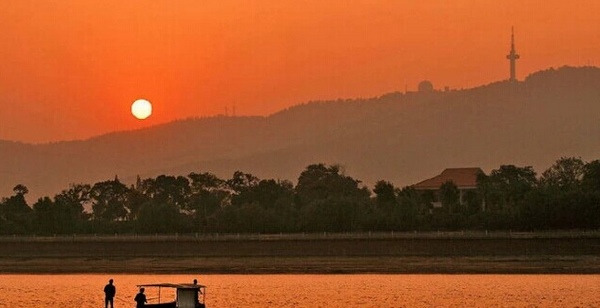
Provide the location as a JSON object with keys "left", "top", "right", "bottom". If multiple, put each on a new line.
{"left": 0, "top": 274, "right": 599, "bottom": 307}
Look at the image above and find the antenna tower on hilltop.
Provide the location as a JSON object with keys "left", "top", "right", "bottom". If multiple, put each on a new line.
{"left": 506, "top": 27, "right": 520, "bottom": 82}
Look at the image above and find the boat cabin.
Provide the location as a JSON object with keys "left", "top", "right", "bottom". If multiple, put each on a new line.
{"left": 136, "top": 283, "right": 206, "bottom": 308}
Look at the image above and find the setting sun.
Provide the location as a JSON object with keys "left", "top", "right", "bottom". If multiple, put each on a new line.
{"left": 131, "top": 99, "right": 152, "bottom": 120}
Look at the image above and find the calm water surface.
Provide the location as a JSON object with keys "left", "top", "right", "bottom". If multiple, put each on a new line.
{"left": 0, "top": 274, "right": 599, "bottom": 307}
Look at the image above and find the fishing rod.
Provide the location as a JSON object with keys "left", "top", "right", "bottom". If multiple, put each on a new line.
{"left": 115, "top": 295, "right": 159, "bottom": 303}
{"left": 114, "top": 296, "right": 129, "bottom": 304}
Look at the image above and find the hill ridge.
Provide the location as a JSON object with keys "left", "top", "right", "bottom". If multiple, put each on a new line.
{"left": 2, "top": 65, "right": 599, "bottom": 200}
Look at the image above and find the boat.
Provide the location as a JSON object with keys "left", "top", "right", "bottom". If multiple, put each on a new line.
{"left": 136, "top": 282, "right": 207, "bottom": 308}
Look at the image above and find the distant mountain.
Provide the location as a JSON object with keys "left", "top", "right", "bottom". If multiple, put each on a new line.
{"left": 2, "top": 66, "right": 600, "bottom": 201}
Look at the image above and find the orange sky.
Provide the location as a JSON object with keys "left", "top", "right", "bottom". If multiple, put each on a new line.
{"left": 1, "top": 1, "right": 599, "bottom": 143}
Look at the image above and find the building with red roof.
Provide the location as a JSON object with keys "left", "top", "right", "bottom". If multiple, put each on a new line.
{"left": 413, "top": 168, "right": 484, "bottom": 208}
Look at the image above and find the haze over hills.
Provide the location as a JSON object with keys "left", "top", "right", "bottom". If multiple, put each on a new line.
{"left": 1, "top": 66, "right": 600, "bottom": 201}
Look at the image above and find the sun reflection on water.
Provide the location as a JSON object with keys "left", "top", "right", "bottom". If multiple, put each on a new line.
{"left": 0, "top": 274, "right": 599, "bottom": 307}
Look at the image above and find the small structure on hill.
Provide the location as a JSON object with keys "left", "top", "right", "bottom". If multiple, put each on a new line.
{"left": 413, "top": 168, "right": 483, "bottom": 208}
{"left": 418, "top": 80, "right": 434, "bottom": 93}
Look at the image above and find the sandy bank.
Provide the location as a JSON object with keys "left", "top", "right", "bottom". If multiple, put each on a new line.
{"left": 2, "top": 233, "right": 600, "bottom": 274}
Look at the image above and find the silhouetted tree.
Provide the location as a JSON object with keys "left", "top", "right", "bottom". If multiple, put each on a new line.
{"left": 125, "top": 187, "right": 149, "bottom": 222}
{"left": 373, "top": 180, "right": 396, "bottom": 210}
{"left": 146, "top": 175, "right": 191, "bottom": 209}
{"left": 187, "top": 172, "right": 229, "bottom": 232}
{"left": 0, "top": 184, "right": 32, "bottom": 234}
{"left": 32, "top": 197, "right": 61, "bottom": 234}
{"left": 136, "top": 200, "right": 183, "bottom": 233}
{"left": 54, "top": 184, "right": 91, "bottom": 229}
{"left": 582, "top": 160, "right": 600, "bottom": 191}
{"left": 540, "top": 157, "right": 585, "bottom": 190}
{"left": 396, "top": 186, "right": 425, "bottom": 230}
{"left": 227, "top": 171, "right": 259, "bottom": 195}
{"left": 295, "top": 164, "right": 370, "bottom": 232}
{"left": 478, "top": 165, "right": 537, "bottom": 212}
{"left": 229, "top": 179, "right": 296, "bottom": 233}
{"left": 370, "top": 180, "right": 400, "bottom": 230}
{"left": 90, "top": 178, "right": 129, "bottom": 221}
{"left": 4, "top": 155, "right": 600, "bottom": 234}
{"left": 439, "top": 181, "right": 460, "bottom": 214}
{"left": 536, "top": 157, "right": 594, "bottom": 229}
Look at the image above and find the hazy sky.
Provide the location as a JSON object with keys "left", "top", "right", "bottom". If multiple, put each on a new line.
{"left": 1, "top": 1, "right": 598, "bottom": 143}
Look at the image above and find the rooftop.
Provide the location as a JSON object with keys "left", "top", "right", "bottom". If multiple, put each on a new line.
{"left": 137, "top": 283, "right": 205, "bottom": 289}
{"left": 413, "top": 168, "right": 483, "bottom": 190}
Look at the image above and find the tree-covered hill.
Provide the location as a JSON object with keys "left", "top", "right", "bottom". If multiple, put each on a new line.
{"left": 1, "top": 66, "right": 599, "bottom": 200}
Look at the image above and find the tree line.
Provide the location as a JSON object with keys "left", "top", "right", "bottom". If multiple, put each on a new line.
{"left": 1, "top": 157, "right": 599, "bottom": 235}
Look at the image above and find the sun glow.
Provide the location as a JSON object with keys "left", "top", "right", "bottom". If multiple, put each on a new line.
{"left": 131, "top": 99, "right": 152, "bottom": 120}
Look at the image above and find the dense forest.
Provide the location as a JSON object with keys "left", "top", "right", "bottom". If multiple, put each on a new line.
{"left": 1, "top": 156, "right": 599, "bottom": 235}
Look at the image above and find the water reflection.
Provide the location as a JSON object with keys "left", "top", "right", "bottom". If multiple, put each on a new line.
{"left": 0, "top": 274, "right": 599, "bottom": 307}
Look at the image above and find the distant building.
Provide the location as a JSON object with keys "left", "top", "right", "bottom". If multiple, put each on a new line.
{"left": 418, "top": 80, "right": 434, "bottom": 93}
{"left": 413, "top": 168, "right": 483, "bottom": 208}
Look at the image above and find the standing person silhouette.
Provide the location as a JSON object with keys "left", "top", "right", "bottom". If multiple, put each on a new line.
{"left": 134, "top": 288, "right": 147, "bottom": 308}
{"left": 193, "top": 279, "right": 202, "bottom": 307}
{"left": 104, "top": 279, "right": 116, "bottom": 308}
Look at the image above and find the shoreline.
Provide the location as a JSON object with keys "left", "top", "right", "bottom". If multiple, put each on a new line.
{"left": 2, "top": 256, "right": 600, "bottom": 275}
{"left": 3, "top": 233, "right": 600, "bottom": 275}
{"left": 2, "top": 230, "right": 600, "bottom": 242}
